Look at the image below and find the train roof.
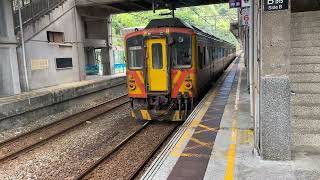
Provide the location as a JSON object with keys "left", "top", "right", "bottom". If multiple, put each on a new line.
{"left": 145, "top": 18, "right": 234, "bottom": 47}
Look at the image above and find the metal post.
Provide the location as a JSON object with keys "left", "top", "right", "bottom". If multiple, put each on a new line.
{"left": 249, "top": 0, "right": 255, "bottom": 148}
{"left": 18, "top": 0, "right": 29, "bottom": 91}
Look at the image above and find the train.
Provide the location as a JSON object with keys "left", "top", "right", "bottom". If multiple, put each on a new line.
{"left": 125, "top": 18, "right": 236, "bottom": 121}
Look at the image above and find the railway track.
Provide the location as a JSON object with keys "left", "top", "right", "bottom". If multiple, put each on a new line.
{"left": 76, "top": 121, "right": 179, "bottom": 180}
{"left": 0, "top": 94, "right": 130, "bottom": 162}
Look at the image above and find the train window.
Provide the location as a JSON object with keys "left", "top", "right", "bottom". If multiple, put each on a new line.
{"left": 209, "top": 47, "right": 213, "bottom": 61}
{"left": 171, "top": 33, "right": 192, "bottom": 68}
{"left": 203, "top": 47, "right": 207, "bottom": 65}
{"left": 127, "top": 36, "right": 143, "bottom": 69}
{"left": 221, "top": 48, "right": 223, "bottom": 57}
{"left": 152, "top": 43, "right": 163, "bottom": 69}
{"left": 211, "top": 47, "right": 215, "bottom": 61}
{"left": 215, "top": 48, "right": 218, "bottom": 58}
{"left": 198, "top": 46, "right": 203, "bottom": 69}
{"left": 221, "top": 48, "right": 224, "bottom": 58}
{"left": 215, "top": 47, "right": 219, "bottom": 59}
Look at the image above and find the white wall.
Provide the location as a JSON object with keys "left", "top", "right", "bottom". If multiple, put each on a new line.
{"left": 17, "top": 0, "right": 86, "bottom": 90}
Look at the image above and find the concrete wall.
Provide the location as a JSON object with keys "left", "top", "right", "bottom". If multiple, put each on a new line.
{"left": 258, "top": 0, "right": 291, "bottom": 160}
{"left": 0, "top": 0, "right": 7, "bottom": 36}
{"left": 17, "top": 0, "right": 86, "bottom": 90}
{"left": 16, "top": 0, "right": 115, "bottom": 91}
{"left": 0, "top": 0, "right": 21, "bottom": 97}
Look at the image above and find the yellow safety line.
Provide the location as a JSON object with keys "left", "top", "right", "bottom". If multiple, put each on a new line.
{"left": 170, "top": 90, "right": 218, "bottom": 157}
{"left": 198, "top": 124, "right": 218, "bottom": 132}
{"left": 224, "top": 65, "right": 242, "bottom": 180}
{"left": 190, "top": 137, "right": 213, "bottom": 148}
{"left": 180, "top": 153, "right": 211, "bottom": 158}
{"left": 184, "top": 144, "right": 207, "bottom": 151}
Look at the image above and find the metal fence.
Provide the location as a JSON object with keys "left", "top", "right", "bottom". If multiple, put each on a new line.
{"left": 12, "top": 0, "right": 66, "bottom": 30}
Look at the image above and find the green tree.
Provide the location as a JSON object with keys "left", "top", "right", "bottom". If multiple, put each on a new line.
{"left": 112, "top": 3, "right": 238, "bottom": 46}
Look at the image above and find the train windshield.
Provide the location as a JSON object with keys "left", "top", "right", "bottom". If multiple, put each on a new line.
{"left": 171, "top": 33, "right": 192, "bottom": 68}
{"left": 127, "top": 36, "right": 144, "bottom": 69}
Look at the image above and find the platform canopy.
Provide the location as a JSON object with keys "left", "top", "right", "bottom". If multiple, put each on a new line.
{"left": 76, "top": 0, "right": 229, "bottom": 14}
{"left": 291, "top": 0, "right": 320, "bottom": 12}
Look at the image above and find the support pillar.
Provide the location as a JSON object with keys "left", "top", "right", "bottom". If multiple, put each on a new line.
{"left": 107, "top": 16, "right": 114, "bottom": 75}
{"left": 101, "top": 47, "right": 111, "bottom": 75}
{"left": 253, "top": 0, "right": 261, "bottom": 152}
{"left": 259, "top": 0, "right": 291, "bottom": 160}
{"left": 83, "top": 14, "right": 113, "bottom": 76}
{"left": 0, "top": 0, "right": 21, "bottom": 97}
{"left": 87, "top": 48, "right": 96, "bottom": 65}
{"left": 103, "top": 15, "right": 113, "bottom": 75}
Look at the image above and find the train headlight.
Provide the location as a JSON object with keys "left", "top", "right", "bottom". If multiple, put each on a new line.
{"left": 184, "top": 81, "right": 193, "bottom": 90}
{"left": 129, "top": 82, "right": 136, "bottom": 90}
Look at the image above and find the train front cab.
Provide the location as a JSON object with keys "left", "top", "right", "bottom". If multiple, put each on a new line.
{"left": 126, "top": 29, "right": 197, "bottom": 121}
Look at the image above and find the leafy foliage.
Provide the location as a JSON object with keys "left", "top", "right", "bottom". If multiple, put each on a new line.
{"left": 112, "top": 3, "right": 238, "bottom": 46}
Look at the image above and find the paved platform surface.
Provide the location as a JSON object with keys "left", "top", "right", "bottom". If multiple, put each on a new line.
{"left": 142, "top": 56, "right": 320, "bottom": 180}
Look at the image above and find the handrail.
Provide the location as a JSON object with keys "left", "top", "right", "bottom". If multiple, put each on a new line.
{"left": 12, "top": 0, "right": 66, "bottom": 31}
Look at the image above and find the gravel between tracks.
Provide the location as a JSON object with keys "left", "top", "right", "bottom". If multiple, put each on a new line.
{"left": 83, "top": 122, "right": 177, "bottom": 180}
{"left": 133, "top": 125, "right": 182, "bottom": 180}
{"left": 0, "top": 104, "right": 144, "bottom": 180}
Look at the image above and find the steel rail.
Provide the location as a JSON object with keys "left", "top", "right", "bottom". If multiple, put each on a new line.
{"left": 128, "top": 123, "right": 180, "bottom": 180}
{"left": 75, "top": 121, "right": 151, "bottom": 180}
{"left": 0, "top": 94, "right": 129, "bottom": 162}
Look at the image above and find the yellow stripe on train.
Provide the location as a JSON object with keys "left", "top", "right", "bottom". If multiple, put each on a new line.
{"left": 131, "top": 110, "right": 185, "bottom": 121}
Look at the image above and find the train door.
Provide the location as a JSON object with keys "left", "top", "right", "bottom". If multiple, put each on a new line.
{"left": 146, "top": 38, "right": 168, "bottom": 92}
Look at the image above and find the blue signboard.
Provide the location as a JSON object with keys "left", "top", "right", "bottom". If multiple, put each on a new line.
{"left": 229, "top": 0, "right": 241, "bottom": 8}
{"left": 114, "top": 63, "right": 126, "bottom": 73}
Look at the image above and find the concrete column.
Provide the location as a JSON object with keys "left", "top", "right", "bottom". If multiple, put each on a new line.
{"left": 86, "top": 48, "right": 96, "bottom": 65}
{"left": 259, "top": 0, "right": 291, "bottom": 160}
{"left": 253, "top": 0, "right": 261, "bottom": 152}
{"left": 0, "top": 0, "right": 21, "bottom": 97}
{"left": 83, "top": 15, "right": 112, "bottom": 76}
{"left": 101, "top": 15, "right": 113, "bottom": 75}
{"left": 101, "top": 48, "right": 111, "bottom": 75}
{"left": 108, "top": 15, "right": 114, "bottom": 75}
{"left": 74, "top": 7, "right": 87, "bottom": 81}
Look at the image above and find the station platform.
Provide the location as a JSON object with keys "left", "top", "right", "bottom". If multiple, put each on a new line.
{"left": 142, "top": 56, "right": 306, "bottom": 179}
{"left": 0, "top": 73, "right": 125, "bottom": 119}
{"left": 0, "top": 74, "right": 126, "bottom": 143}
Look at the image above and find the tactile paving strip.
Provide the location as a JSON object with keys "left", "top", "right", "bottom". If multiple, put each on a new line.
{"left": 167, "top": 59, "right": 240, "bottom": 180}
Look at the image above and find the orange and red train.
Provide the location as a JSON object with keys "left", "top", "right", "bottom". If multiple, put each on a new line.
{"left": 125, "top": 18, "right": 236, "bottom": 121}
